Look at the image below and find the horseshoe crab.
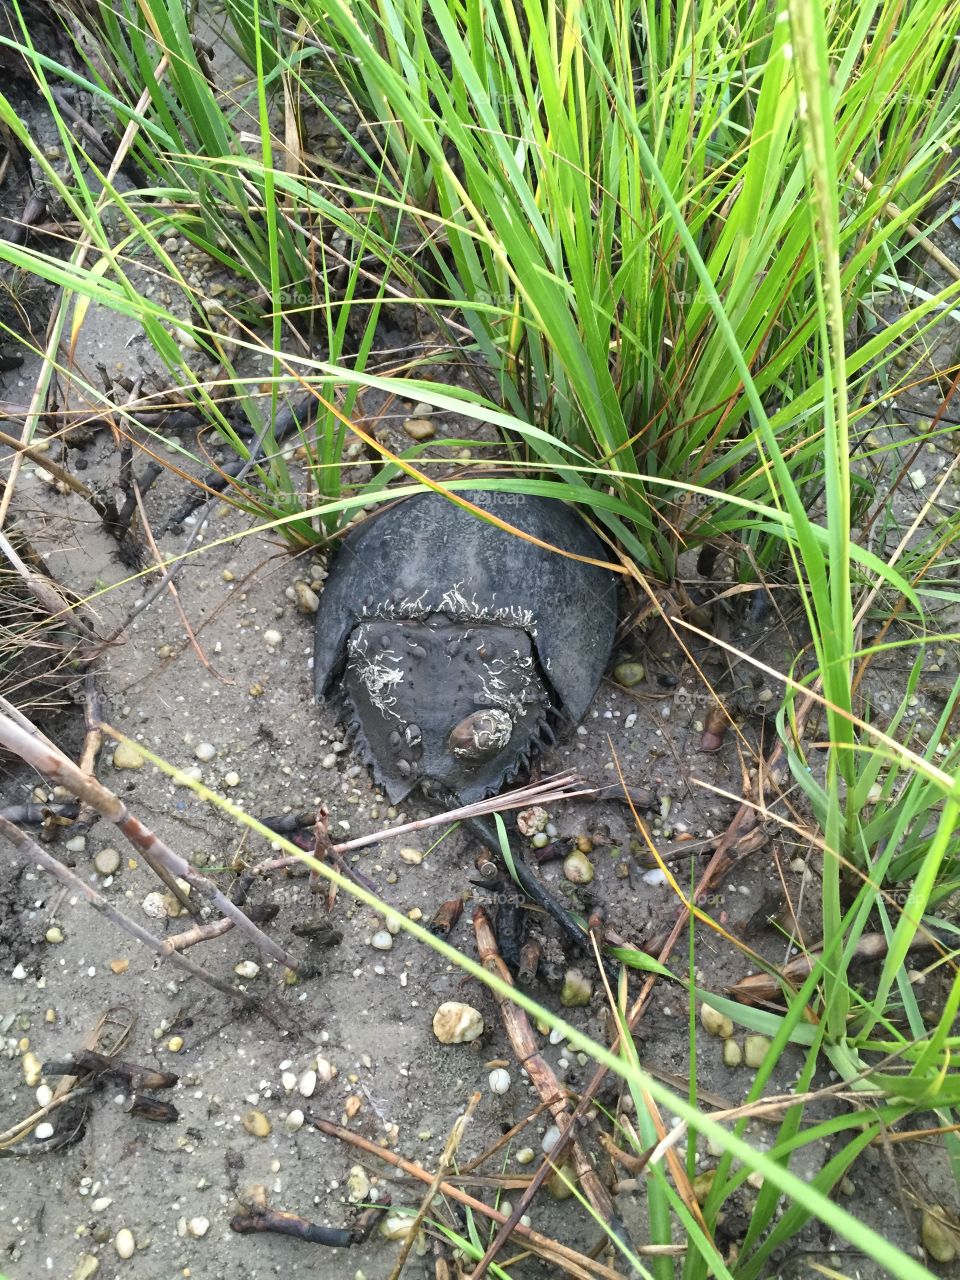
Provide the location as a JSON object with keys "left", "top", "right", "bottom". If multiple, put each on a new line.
{"left": 313, "top": 489, "right": 617, "bottom": 804}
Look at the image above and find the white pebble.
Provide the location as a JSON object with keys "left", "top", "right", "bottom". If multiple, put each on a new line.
{"left": 488, "top": 1068, "right": 511, "bottom": 1095}
{"left": 11, "top": 963, "right": 26, "bottom": 980}
{"left": 187, "top": 1217, "right": 210, "bottom": 1238}
{"left": 370, "top": 930, "right": 393, "bottom": 951}
{"left": 432, "top": 1001, "right": 484, "bottom": 1044}
{"left": 284, "top": 1109, "right": 305, "bottom": 1132}
{"left": 281, "top": 1071, "right": 297, "bottom": 1093}
{"left": 298, "top": 1069, "right": 317, "bottom": 1097}
{"left": 194, "top": 742, "right": 216, "bottom": 762}
{"left": 264, "top": 629, "right": 283, "bottom": 648}
{"left": 65, "top": 835, "right": 86, "bottom": 853}
{"left": 321, "top": 753, "right": 337, "bottom": 769}
{"left": 36, "top": 1084, "right": 53, "bottom": 1107}
{"left": 223, "top": 771, "right": 240, "bottom": 788}
{"left": 142, "top": 892, "right": 168, "bottom": 919}
{"left": 235, "top": 960, "right": 261, "bottom": 979}
{"left": 35, "top": 1122, "right": 54, "bottom": 1140}
{"left": 642, "top": 867, "right": 668, "bottom": 886}
{"left": 316, "top": 1056, "right": 336, "bottom": 1083}
{"left": 541, "top": 1125, "right": 561, "bottom": 1153}
{"left": 114, "top": 1228, "right": 135, "bottom": 1259}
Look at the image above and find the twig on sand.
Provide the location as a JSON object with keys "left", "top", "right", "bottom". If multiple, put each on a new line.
{"left": 0, "top": 814, "right": 261, "bottom": 1011}
{"left": 306, "top": 1113, "right": 675, "bottom": 1280}
{"left": 230, "top": 1183, "right": 387, "bottom": 1247}
{"left": 0, "top": 699, "right": 300, "bottom": 972}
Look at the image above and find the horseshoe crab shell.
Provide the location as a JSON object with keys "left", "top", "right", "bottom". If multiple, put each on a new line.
{"left": 314, "top": 490, "right": 617, "bottom": 803}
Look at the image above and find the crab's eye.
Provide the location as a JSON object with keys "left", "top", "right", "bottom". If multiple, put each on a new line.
{"left": 448, "top": 709, "right": 513, "bottom": 761}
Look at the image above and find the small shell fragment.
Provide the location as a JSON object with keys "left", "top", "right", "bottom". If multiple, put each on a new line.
{"left": 517, "top": 806, "right": 548, "bottom": 837}
{"left": 347, "top": 1165, "right": 370, "bottom": 1203}
{"left": 488, "top": 1068, "right": 511, "bottom": 1095}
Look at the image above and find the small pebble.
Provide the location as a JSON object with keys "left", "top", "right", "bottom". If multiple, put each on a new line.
{"left": 516, "top": 1147, "right": 535, "bottom": 1165}
{"left": 347, "top": 1166, "right": 370, "bottom": 1203}
{"left": 187, "top": 1217, "right": 210, "bottom": 1238}
{"left": 922, "top": 1208, "right": 958, "bottom": 1263}
{"left": 531, "top": 832, "right": 549, "bottom": 849}
{"left": 194, "top": 742, "right": 216, "bottom": 762}
{"left": 547, "top": 1162, "right": 578, "bottom": 1199}
{"left": 114, "top": 1228, "right": 135, "bottom": 1259}
{"left": 284, "top": 1109, "right": 304, "bottom": 1132}
{"left": 167, "top": 1036, "right": 184, "bottom": 1053}
{"left": 298, "top": 1069, "right": 317, "bottom": 1097}
{"left": 94, "top": 848, "right": 121, "bottom": 876}
{"left": 223, "top": 770, "right": 240, "bottom": 788}
{"left": 402, "top": 417, "right": 436, "bottom": 441}
{"left": 321, "top": 752, "right": 337, "bottom": 769}
{"left": 242, "top": 1109, "right": 272, "bottom": 1137}
{"left": 293, "top": 581, "right": 320, "bottom": 614}
{"left": 112, "top": 741, "right": 144, "bottom": 770}
{"left": 22, "top": 1051, "right": 42, "bottom": 1087}
{"left": 45, "top": 926, "right": 64, "bottom": 944}
{"left": 380, "top": 1213, "right": 418, "bottom": 1240}
{"left": 263, "top": 629, "right": 283, "bottom": 648}
{"left": 743, "top": 1034, "right": 770, "bottom": 1069}
{"left": 65, "top": 835, "right": 86, "bottom": 853}
{"left": 432, "top": 1001, "right": 483, "bottom": 1044}
{"left": 281, "top": 1071, "right": 296, "bottom": 1092}
{"left": 235, "top": 960, "right": 261, "bottom": 979}
{"left": 73, "top": 1254, "right": 99, "bottom": 1280}
{"left": 614, "top": 661, "right": 645, "bottom": 687}
{"left": 722, "top": 1038, "right": 743, "bottom": 1068}
{"left": 399, "top": 846, "right": 423, "bottom": 864}
{"left": 142, "top": 892, "right": 168, "bottom": 919}
{"left": 700, "top": 1003, "right": 733, "bottom": 1038}
{"left": 560, "top": 968, "right": 592, "bottom": 1007}
{"left": 370, "top": 930, "right": 393, "bottom": 951}
{"left": 35, "top": 1121, "right": 54, "bottom": 1140}
{"left": 517, "top": 806, "right": 549, "bottom": 837}
{"left": 488, "top": 1068, "right": 511, "bottom": 1095}
{"left": 563, "top": 851, "right": 594, "bottom": 885}
{"left": 36, "top": 1084, "right": 53, "bottom": 1107}
{"left": 541, "top": 1124, "right": 561, "bottom": 1154}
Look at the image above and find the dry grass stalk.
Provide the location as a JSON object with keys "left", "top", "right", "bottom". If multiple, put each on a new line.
{"left": 0, "top": 699, "right": 299, "bottom": 971}
{"left": 305, "top": 1112, "right": 667, "bottom": 1280}
{"left": 0, "top": 812, "right": 260, "bottom": 1010}
{"left": 385, "top": 1091, "right": 481, "bottom": 1280}
{"left": 470, "top": 906, "right": 635, "bottom": 1277}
